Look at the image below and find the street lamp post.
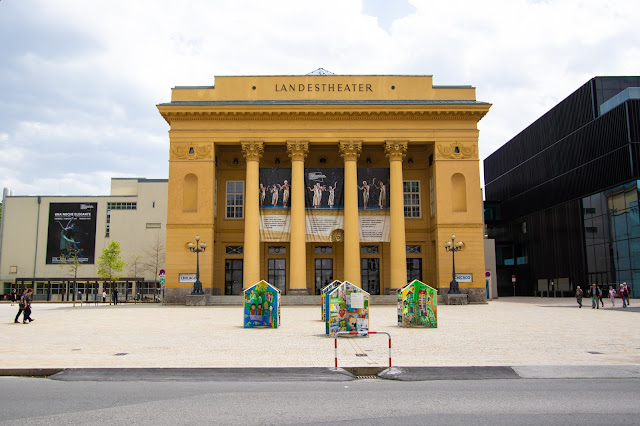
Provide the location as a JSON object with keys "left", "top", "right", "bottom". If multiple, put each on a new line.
{"left": 444, "top": 234, "right": 464, "bottom": 294}
{"left": 188, "top": 235, "right": 207, "bottom": 295}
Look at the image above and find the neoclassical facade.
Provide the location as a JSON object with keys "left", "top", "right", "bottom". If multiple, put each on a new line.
{"left": 157, "top": 72, "right": 490, "bottom": 304}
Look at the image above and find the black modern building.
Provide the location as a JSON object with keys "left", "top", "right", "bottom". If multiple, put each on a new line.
{"left": 484, "top": 77, "right": 640, "bottom": 297}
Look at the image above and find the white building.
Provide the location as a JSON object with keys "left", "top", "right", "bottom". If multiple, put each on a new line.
{"left": 0, "top": 178, "right": 167, "bottom": 301}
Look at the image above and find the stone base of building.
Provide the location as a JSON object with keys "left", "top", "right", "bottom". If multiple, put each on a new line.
{"left": 287, "top": 288, "right": 310, "bottom": 296}
{"left": 186, "top": 294, "right": 208, "bottom": 306}
{"left": 164, "top": 287, "right": 213, "bottom": 305}
{"left": 441, "top": 288, "right": 487, "bottom": 305}
{"left": 444, "top": 293, "right": 468, "bottom": 305}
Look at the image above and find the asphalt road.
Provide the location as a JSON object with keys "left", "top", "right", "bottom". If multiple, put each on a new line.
{"left": 1, "top": 376, "right": 638, "bottom": 425}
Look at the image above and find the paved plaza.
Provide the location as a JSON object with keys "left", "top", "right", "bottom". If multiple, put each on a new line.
{"left": 1, "top": 298, "right": 639, "bottom": 371}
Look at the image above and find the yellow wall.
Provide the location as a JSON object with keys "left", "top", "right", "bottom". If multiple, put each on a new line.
{"left": 159, "top": 74, "right": 490, "bottom": 303}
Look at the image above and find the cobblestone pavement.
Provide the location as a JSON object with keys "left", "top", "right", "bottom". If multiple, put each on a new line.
{"left": 1, "top": 297, "right": 639, "bottom": 369}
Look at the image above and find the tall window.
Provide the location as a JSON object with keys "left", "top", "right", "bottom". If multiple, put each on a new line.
{"left": 226, "top": 181, "right": 244, "bottom": 219}
{"left": 403, "top": 181, "right": 421, "bottom": 218}
{"left": 429, "top": 176, "right": 435, "bottom": 217}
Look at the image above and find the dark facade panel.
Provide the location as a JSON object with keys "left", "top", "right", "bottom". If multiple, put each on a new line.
{"left": 485, "top": 81, "right": 594, "bottom": 184}
{"left": 485, "top": 105, "right": 631, "bottom": 205}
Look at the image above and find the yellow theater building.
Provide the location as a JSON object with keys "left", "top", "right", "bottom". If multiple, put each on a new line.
{"left": 157, "top": 70, "right": 491, "bottom": 304}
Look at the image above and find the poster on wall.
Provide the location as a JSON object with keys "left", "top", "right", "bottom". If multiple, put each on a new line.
{"left": 259, "top": 168, "right": 292, "bottom": 209}
{"left": 304, "top": 168, "right": 344, "bottom": 209}
{"left": 358, "top": 212, "right": 390, "bottom": 242}
{"left": 46, "top": 202, "right": 97, "bottom": 264}
{"left": 356, "top": 168, "right": 390, "bottom": 210}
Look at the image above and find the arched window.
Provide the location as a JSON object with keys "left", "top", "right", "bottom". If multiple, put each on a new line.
{"left": 183, "top": 173, "right": 198, "bottom": 212}
{"left": 451, "top": 173, "right": 467, "bottom": 212}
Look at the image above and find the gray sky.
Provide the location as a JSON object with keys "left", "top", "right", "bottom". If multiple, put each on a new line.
{"left": 1, "top": 0, "right": 638, "bottom": 196}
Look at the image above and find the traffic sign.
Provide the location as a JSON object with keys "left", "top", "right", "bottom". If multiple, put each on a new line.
{"left": 159, "top": 269, "right": 166, "bottom": 276}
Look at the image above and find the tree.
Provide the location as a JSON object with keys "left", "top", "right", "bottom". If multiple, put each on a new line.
{"left": 58, "top": 247, "right": 83, "bottom": 306}
{"left": 128, "top": 254, "right": 144, "bottom": 278}
{"left": 142, "top": 232, "right": 165, "bottom": 279}
{"left": 97, "top": 241, "right": 127, "bottom": 304}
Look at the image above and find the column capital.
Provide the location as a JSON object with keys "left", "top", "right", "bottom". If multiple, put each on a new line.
{"left": 241, "top": 141, "right": 264, "bottom": 161}
{"left": 385, "top": 140, "right": 408, "bottom": 161}
{"left": 339, "top": 140, "right": 362, "bottom": 161}
{"left": 286, "top": 140, "right": 309, "bottom": 161}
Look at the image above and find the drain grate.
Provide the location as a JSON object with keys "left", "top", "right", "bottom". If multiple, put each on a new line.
{"left": 587, "top": 351, "right": 603, "bottom": 354}
{"left": 355, "top": 353, "right": 368, "bottom": 357}
{"left": 114, "top": 353, "right": 128, "bottom": 356}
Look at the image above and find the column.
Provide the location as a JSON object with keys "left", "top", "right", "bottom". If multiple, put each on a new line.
{"left": 286, "top": 141, "right": 309, "bottom": 295}
{"left": 241, "top": 141, "right": 264, "bottom": 288}
{"left": 385, "top": 141, "right": 408, "bottom": 290}
{"left": 339, "top": 141, "right": 362, "bottom": 287}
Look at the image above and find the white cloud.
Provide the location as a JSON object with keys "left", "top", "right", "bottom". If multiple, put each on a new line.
{"left": 0, "top": 0, "right": 639, "bottom": 195}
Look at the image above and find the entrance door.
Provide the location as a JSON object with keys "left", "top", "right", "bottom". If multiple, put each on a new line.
{"left": 268, "top": 259, "right": 287, "bottom": 294}
{"left": 225, "top": 259, "right": 243, "bottom": 295}
{"left": 361, "top": 258, "right": 380, "bottom": 295}
{"left": 314, "top": 258, "right": 333, "bottom": 295}
{"left": 406, "top": 258, "right": 422, "bottom": 282}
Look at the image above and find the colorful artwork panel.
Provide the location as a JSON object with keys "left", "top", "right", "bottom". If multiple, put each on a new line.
{"left": 397, "top": 280, "right": 437, "bottom": 328}
{"left": 244, "top": 280, "right": 281, "bottom": 328}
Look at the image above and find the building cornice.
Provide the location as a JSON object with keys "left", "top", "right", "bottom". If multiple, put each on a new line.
{"left": 157, "top": 106, "right": 490, "bottom": 125}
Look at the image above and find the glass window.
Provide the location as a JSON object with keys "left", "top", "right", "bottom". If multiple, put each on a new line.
{"left": 225, "top": 181, "right": 244, "bottom": 219}
{"left": 406, "top": 245, "right": 421, "bottom": 254}
{"left": 403, "top": 180, "right": 421, "bottom": 218}
{"left": 314, "top": 246, "right": 333, "bottom": 254}
{"left": 268, "top": 246, "right": 286, "bottom": 255}
{"left": 406, "top": 258, "right": 422, "bottom": 282}
{"left": 361, "top": 245, "right": 379, "bottom": 254}
{"left": 225, "top": 246, "right": 243, "bottom": 255}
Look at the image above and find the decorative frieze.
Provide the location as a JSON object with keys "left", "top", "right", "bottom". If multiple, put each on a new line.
{"left": 435, "top": 143, "right": 478, "bottom": 160}
{"left": 338, "top": 140, "right": 362, "bottom": 161}
{"left": 170, "top": 144, "right": 212, "bottom": 160}
{"left": 241, "top": 141, "right": 264, "bottom": 161}
{"left": 286, "top": 140, "right": 309, "bottom": 162}
{"left": 385, "top": 140, "right": 408, "bottom": 161}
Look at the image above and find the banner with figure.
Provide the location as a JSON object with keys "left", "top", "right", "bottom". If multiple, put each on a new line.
{"left": 259, "top": 168, "right": 292, "bottom": 209}
{"left": 304, "top": 168, "right": 343, "bottom": 209}
{"left": 46, "top": 203, "right": 97, "bottom": 264}
{"left": 356, "top": 168, "right": 390, "bottom": 210}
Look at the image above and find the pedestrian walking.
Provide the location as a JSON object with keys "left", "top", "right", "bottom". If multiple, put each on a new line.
{"left": 113, "top": 288, "right": 119, "bottom": 305}
{"left": 23, "top": 288, "right": 34, "bottom": 323}
{"left": 620, "top": 282, "right": 629, "bottom": 308}
{"left": 590, "top": 284, "right": 599, "bottom": 309}
{"left": 14, "top": 288, "right": 34, "bottom": 324}
{"left": 9, "top": 289, "right": 16, "bottom": 306}
{"left": 597, "top": 285, "right": 604, "bottom": 307}
{"left": 576, "top": 286, "right": 583, "bottom": 308}
{"left": 102, "top": 290, "right": 107, "bottom": 303}
{"left": 608, "top": 286, "right": 616, "bottom": 307}
{"left": 14, "top": 289, "right": 27, "bottom": 323}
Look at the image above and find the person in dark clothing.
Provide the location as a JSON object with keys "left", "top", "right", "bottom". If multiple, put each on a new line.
{"left": 23, "top": 289, "right": 34, "bottom": 323}
{"left": 14, "top": 288, "right": 34, "bottom": 323}
{"left": 10, "top": 289, "right": 17, "bottom": 306}
{"left": 113, "top": 288, "right": 119, "bottom": 305}
{"left": 14, "top": 289, "right": 27, "bottom": 323}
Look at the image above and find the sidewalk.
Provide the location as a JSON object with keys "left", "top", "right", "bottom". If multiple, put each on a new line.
{"left": 1, "top": 298, "right": 639, "bottom": 370}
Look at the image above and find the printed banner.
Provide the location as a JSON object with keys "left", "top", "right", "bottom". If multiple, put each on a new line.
{"left": 305, "top": 211, "right": 344, "bottom": 242}
{"left": 357, "top": 168, "right": 390, "bottom": 210}
{"left": 46, "top": 202, "right": 97, "bottom": 264}
{"left": 359, "top": 211, "right": 390, "bottom": 242}
{"left": 260, "top": 212, "right": 291, "bottom": 242}
{"left": 259, "top": 168, "right": 291, "bottom": 209}
{"left": 305, "top": 168, "right": 344, "bottom": 209}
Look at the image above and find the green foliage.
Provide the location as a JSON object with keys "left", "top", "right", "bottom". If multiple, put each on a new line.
{"left": 58, "top": 247, "right": 83, "bottom": 279}
{"left": 97, "top": 241, "right": 127, "bottom": 281}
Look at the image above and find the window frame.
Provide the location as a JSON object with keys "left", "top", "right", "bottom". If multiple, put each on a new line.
{"left": 225, "top": 181, "right": 245, "bottom": 219}
{"left": 403, "top": 180, "right": 422, "bottom": 218}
